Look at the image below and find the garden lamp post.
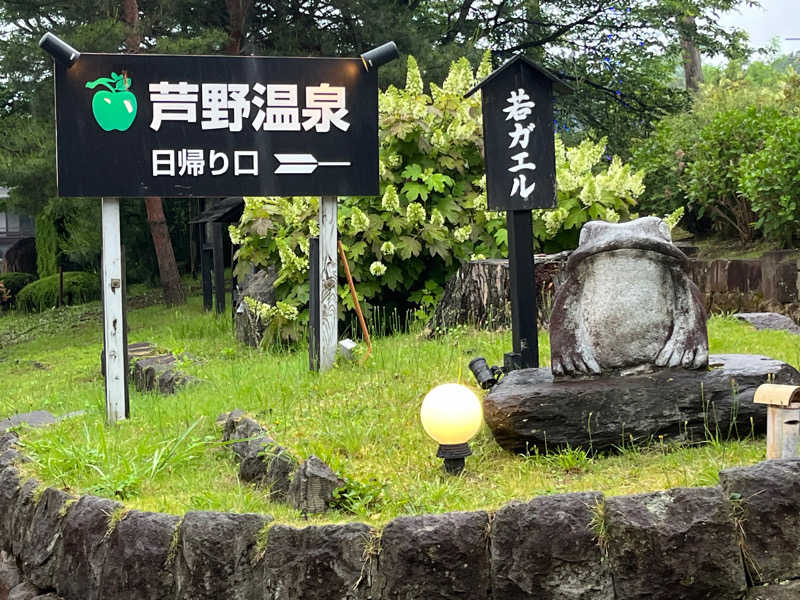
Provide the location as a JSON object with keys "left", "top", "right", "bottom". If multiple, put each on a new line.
{"left": 420, "top": 383, "right": 483, "bottom": 475}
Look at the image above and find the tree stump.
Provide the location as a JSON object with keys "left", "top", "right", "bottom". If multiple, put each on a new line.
{"left": 428, "top": 253, "right": 570, "bottom": 333}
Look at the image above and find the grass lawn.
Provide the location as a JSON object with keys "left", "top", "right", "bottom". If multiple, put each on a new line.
{"left": 2, "top": 291, "right": 799, "bottom": 527}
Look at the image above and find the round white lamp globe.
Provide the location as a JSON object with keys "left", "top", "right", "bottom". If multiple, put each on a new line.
{"left": 420, "top": 383, "right": 483, "bottom": 445}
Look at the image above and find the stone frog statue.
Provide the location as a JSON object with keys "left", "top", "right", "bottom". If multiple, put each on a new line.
{"left": 549, "top": 216, "right": 708, "bottom": 377}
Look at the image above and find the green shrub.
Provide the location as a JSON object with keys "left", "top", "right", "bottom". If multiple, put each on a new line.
{"left": 0, "top": 272, "right": 36, "bottom": 309}
{"left": 737, "top": 116, "right": 800, "bottom": 247}
{"left": 232, "top": 54, "right": 643, "bottom": 332}
{"left": 16, "top": 271, "right": 100, "bottom": 312}
{"left": 684, "top": 106, "right": 783, "bottom": 243}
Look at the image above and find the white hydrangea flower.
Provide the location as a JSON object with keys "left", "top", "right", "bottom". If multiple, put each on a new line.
{"left": 369, "top": 261, "right": 387, "bottom": 276}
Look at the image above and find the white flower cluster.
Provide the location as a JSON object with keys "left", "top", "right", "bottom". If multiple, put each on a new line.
{"left": 244, "top": 297, "right": 299, "bottom": 322}
{"left": 369, "top": 261, "right": 387, "bottom": 276}
{"left": 406, "top": 202, "right": 426, "bottom": 225}
{"left": 453, "top": 224, "right": 472, "bottom": 243}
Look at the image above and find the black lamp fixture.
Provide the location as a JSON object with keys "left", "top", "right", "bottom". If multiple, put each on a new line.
{"left": 39, "top": 32, "right": 81, "bottom": 68}
{"left": 360, "top": 41, "right": 400, "bottom": 71}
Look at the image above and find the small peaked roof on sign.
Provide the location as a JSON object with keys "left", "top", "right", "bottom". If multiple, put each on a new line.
{"left": 464, "top": 54, "right": 574, "bottom": 98}
{"left": 189, "top": 196, "right": 244, "bottom": 224}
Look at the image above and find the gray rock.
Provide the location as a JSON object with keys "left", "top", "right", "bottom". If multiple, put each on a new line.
{"left": 18, "top": 488, "right": 71, "bottom": 588}
{"left": 719, "top": 459, "right": 800, "bottom": 584}
{"left": 235, "top": 267, "right": 278, "bottom": 347}
{"left": 746, "top": 580, "right": 800, "bottom": 599}
{"left": 8, "top": 582, "right": 40, "bottom": 600}
{"left": 9, "top": 480, "right": 40, "bottom": 560}
{"left": 0, "top": 433, "right": 18, "bottom": 453}
{"left": 735, "top": 312, "right": 800, "bottom": 335}
{"left": 372, "top": 511, "right": 490, "bottom": 600}
{"left": 52, "top": 495, "right": 122, "bottom": 600}
{"left": 484, "top": 354, "right": 800, "bottom": 452}
{"left": 132, "top": 354, "right": 194, "bottom": 394}
{"left": 550, "top": 217, "right": 708, "bottom": 377}
{"left": 98, "top": 510, "right": 181, "bottom": 600}
{"left": 490, "top": 492, "right": 613, "bottom": 599}
{"left": 0, "top": 468, "right": 22, "bottom": 552}
{"left": 0, "top": 413, "right": 56, "bottom": 433}
{"left": 240, "top": 447, "right": 297, "bottom": 500}
{"left": 287, "top": 456, "right": 344, "bottom": 514}
{"left": 264, "top": 522, "right": 372, "bottom": 600}
{"left": 222, "top": 414, "right": 299, "bottom": 499}
{"left": 604, "top": 486, "right": 747, "bottom": 600}
{"left": 173, "top": 511, "right": 271, "bottom": 600}
{"left": 0, "top": 449, "right": 22, "bottom": 469}
{"left": 31, "top": 595, "right": 64, "bottom": 600}
{"left": 0, "top": 551, "right": 21, "bottom": 596}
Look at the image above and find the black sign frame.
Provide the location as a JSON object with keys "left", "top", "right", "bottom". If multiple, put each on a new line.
{"left": 54, "top": 53, "right": 378, "bottom": 198}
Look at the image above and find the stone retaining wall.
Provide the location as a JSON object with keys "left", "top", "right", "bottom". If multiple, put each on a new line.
{"left": 2, "top": 429, "right": 800, "bottom": 599}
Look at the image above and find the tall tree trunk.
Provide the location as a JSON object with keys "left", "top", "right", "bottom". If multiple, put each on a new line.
{"left": 679, "top": 16, "right": 704, "bottom": 93}
{"left": 123, "top": 0, "right": 186, "bottom": 305}
{"left": 225, "top": 0, "right": 251, "bottom": 55}
{"left": 145, "top": 197, "right": 185, "bottom": 305}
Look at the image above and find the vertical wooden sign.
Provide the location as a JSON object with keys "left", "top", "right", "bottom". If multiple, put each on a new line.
{"left": 466, "top": 55, "right": 572, "bottom": 370}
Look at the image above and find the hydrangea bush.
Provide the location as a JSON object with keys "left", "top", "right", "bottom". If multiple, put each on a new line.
{"left": 231, "top": 54, "right": 644, "bottom": 333}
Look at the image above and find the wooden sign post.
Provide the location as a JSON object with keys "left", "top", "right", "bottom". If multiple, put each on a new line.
{"left": 46, "top": 46, "right": 381, "bottom": 422}
{"left": 466, "top": 55, "right": 572, "bottom": 370}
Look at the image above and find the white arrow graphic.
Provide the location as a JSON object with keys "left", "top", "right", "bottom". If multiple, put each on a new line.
{"left": 274, "top": 154, "right": 351, "bottom": 175}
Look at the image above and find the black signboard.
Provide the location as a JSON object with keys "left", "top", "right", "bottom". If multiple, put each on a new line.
{"left": 466, "top": 55, "right": 570, "bottom": 211}
{"left": 54, "top": 53, "right": 378, "bottom": 197}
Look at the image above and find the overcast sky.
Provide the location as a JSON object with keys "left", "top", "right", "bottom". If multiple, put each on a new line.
{"left": 718, "top": 0, "right": 800, "bottom": 55}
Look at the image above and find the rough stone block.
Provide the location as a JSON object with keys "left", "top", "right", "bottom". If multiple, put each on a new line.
{"left": 132, "top": 355, "right": 195, "bottom": 394}
{"left": 9, "top": 480, "right": 39, "bottom": 560}
{"left": 7, "top": 582, "right": 40, "bottom": 600}
{"left": 490, "top": 492, "right": 613, "bottom": 599}
{"left": 0, "top": 468, "right": 22, "bottom": 551}
{"left": 746, "top": 580, "right": 800, "bottom": 599}
{"left": 98, "top": 510, "right": 181, "bottom": 600}
{"left": 0, "top": 551, "right": 22, "bottom": 597}
{"left": 18, "top": 488, "right": 71, "bottom": 588}
{"left": 264, "top": 522, "right": 372, "bottom": 600}
{"left": 719, "top": 459, "right": 800, "bottom": 584}
{"left": 287, "top": 456, "right": 344, "bottom": 514}
{"left": 173, "top": 511, "right": 271, "bottom": 600}
{"left": 605, "top": 486, "right": 746, "bottom": 600}
{"left": 52, "top": 495, "right": 122, "bottom": 600}
{"left": 373, "top": 511, "right": 490, "bottom": 600}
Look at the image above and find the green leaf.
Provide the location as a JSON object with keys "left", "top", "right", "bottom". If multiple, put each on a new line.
{"left": 402, "top": 181, "right": 429, "bottom": 201}
{"left": 401, "top": 163, "right": 424, "bottom": 181}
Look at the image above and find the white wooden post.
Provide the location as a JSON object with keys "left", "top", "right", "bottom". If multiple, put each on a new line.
{"left": 319, "top": 195, "right": 338, "bottom": 371}
{"left": 101, "top": 197, "right": 128, "bottom": 423}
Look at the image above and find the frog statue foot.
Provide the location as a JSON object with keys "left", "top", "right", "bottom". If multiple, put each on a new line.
{"left": 549, "top": 216, "right": 708, "bottom": 378}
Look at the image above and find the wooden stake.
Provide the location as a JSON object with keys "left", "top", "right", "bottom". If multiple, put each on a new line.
{"left": 319, "top": 196, "right": 338, "bottom": 371}
{"left": 101, "top": 197, "right": 128, "bottom": 424}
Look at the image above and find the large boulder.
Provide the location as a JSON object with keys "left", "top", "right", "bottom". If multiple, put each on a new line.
{"left": 484, "top": 354, "right": 800, "bottom": 453}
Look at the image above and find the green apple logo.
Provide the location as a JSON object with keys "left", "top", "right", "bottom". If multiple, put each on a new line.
{"left": 85, "top": 72, "right": 137, "bottom": 132}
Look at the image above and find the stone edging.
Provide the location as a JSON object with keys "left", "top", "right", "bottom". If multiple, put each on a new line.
{"left": 2, "top": 430, "right": 800, "bottom": 599}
